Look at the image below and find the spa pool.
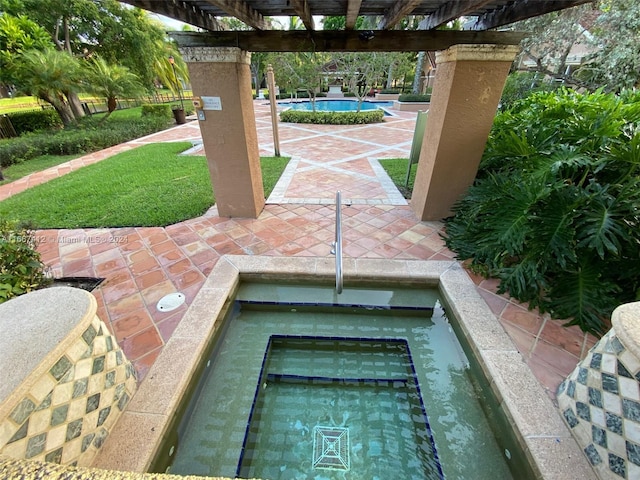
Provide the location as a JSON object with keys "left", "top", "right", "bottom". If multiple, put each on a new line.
{"left": 153, "top": 282, "right": 532, "bottom": 479}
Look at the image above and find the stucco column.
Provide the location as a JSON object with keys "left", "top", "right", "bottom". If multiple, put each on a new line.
{"left": 180, "top": 47, "right": 264, "bottom": 218}
{"left": 411, "top": 44, "right": 519, "bottom": 221}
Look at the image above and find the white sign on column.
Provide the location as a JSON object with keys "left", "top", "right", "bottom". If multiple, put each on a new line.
{"left": 201, "top": 96, "right": 222, "bottom": 110}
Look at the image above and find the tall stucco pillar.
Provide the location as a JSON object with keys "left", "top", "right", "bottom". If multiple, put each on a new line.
{"left": 180, "top": 47, "right": 264, "bottom": 218}
{"left": 411, "top": 44, "right": 519, "bottom": 221}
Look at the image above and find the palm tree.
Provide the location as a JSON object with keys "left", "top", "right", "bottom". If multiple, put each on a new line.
{"left": 15, "top": 48, "right": 79, "bottom": 125}
{"left": 84, "top": 56, "right": 146, "bottom": 122}
{"left": 153, "top": 44, "right": 189, "bottom": 98}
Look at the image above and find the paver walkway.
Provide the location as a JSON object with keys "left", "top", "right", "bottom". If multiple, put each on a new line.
{"left": 2, "top": 101, "right": 596, "bottom": 402}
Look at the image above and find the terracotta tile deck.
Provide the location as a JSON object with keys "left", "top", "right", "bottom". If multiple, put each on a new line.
{"left": 4, "top": 101, "right": 597, "bottom": 402}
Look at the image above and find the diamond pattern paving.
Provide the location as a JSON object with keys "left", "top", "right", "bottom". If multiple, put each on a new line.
{"left": 0, "top": 101, "right": 598, "bottom": 401}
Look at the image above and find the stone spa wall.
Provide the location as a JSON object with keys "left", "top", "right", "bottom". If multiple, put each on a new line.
{"left": 0, "top": 287, "right": 137, "bottom": 467}
{"left": 558, "top": 302, "right": 640, "bottom": 479}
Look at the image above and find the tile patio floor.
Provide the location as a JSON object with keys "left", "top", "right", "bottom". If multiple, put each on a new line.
{"left": 0, "top": 100, "right": 597, "bottom": 403}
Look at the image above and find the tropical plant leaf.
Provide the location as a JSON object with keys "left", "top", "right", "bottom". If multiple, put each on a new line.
{"left": 530, "top": 186, "right": 578, "bottom": 269}
{"left": 497, "top": 257, "right": 547, "bottom": 308}
{"left": 548, "top": 259, "right": 619, "bottom": 335}
{"left": 575, "top": 184, "right": 625, "bottom": 258}
{"left": 445, "top": 87, "right": 640, "bottom": 334}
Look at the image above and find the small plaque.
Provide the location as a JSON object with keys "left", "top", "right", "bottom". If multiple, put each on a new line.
{"left": 201, "top": 96, "right": 222, "bottom": 110}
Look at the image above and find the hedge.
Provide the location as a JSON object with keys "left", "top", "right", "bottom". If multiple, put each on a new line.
{"left": 141, "top": 103, "right": 173, "bottom": 119}
{"left": 5, "top": 109, "right": 63, "bottom": 135}
{"left": 280, "top": 109, "right": 384, "bottom": 124}
{"left": 0, "top": 115, "right": 172, "bottom": 167}
{"left": 397, "top": 93, "right": 431, "bottom": 102}
{"left": 0, "top": 219, "right": 50, "bottom": 303}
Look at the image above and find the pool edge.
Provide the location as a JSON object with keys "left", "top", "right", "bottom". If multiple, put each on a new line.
{"left": 93, "top": 255, "right": 596, "bottom": 479}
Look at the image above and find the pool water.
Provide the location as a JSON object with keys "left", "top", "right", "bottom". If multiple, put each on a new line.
{"left": 284, "top": 99, "right": 393, "bottom": 113}
{"left": 238, "top": 336, "right": 443, "bottom": 479}
{"left": 162, "top": 283, "right": 524, "bottom": 479}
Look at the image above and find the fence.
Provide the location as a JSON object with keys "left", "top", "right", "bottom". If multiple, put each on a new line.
{"left": 0, "top": 115, "right": 17, "bottom": 139}
{"left": 0, "top": 92, "right": 193, "bottom": 139}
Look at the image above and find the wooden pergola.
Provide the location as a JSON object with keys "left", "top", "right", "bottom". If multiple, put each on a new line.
{"left": 120, "top": 0, "right": 592, "bottom": 219}
{"left": 121, "top": 1, "right": 591, "bottom": 36}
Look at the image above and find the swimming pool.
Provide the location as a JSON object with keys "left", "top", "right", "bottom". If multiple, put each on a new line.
{"left": 94, "top": 257, "right": 592, "bottom": 479}
{"left": 153, "top": 283, "right": 527, "bottom": 479}
{"left": 283, "top": 99, "right": 393, "bottom": 113}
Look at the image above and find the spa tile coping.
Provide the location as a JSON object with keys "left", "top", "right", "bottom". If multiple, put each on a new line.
{"left": 0, "top": 287, "right": 94, "bottom": 407}
{"left": 93, "top": 255, "right": 597, "bottom": 479}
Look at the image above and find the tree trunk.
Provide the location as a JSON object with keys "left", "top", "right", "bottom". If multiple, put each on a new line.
{"left": 412, "top": 52, "right": 425, "bottom": 94}
{"left": 107, "top": 97, "right": 117, "bottom": 113}
{"left": 386, "top": 62, "right": 394, "bottom": 89}
{"left": 66, "top": 91, "right": 85, "bottom": 119}
{"left": 42, "top": 93, "right": 76, "bottom": 126}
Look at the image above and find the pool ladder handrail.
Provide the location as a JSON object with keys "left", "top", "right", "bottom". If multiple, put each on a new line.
{"left": 332, "top": 191, "right": 343, "bottom": 294}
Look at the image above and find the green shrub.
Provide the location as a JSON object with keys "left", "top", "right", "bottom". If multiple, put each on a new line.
{"left": 398, "top": 94, "right": 431, "bottom": 102}
{"left": 0, "top": 219, "right": 50, "bottom": 303}
{"left": 499, "top": 72, "right": 560, "bottom": 112}
{"left": 6, "top": 109, "right": 63, "bottom": 135}
{"left": 280, "top": 109, "right": 384, "bottom": 124}
{"left": 0, "top": 115, "right": 172, "bottom": 167}
{"left": 0, "top": 138, "right": 38, "bottom": 166}
{"left": 444, "top": 88, "right": 640, "bottom": 335}
{"left": 343, "top": 92, "right": 356, "bottom": 97}
{"left": 380, "top": 89, "right": 400, "bottom": 94}
{"left": 141, "top": 103, "right": 172, "bottom": 119}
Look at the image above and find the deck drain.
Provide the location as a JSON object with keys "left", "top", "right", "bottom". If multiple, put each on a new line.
{"left": 312, "top": 425, "right": 350, "bottom": 471}
{"left": 156, "top": 292, "right": 185, "bottom": 312}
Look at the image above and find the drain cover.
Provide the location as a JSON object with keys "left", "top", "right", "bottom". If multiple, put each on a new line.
{"left": 156, "top": 292, "right": 185, "bottom": 312}
{"left": 312, "top": 426, "right": 350, "bottom": 471}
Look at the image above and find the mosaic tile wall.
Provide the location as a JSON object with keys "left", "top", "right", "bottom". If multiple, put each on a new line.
{"left": 557, "top": 329, "right": 640, "bottom": 479}
{"left": 0, "top": 314, "right": 137, "bottom": 467}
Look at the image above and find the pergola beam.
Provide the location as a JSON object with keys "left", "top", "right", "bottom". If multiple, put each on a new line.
{"left": 421, "top": 0, "right": 493, "bottom": 30}
{"left": 345, "top": 0, "right": 364, "bottom": 30}
{"left": 378, "top": 0, "right": 423, "bottom": 30}
{"left": 203, "top": 0, "right": 269, "bottom": 30}
{"left": 171, "top": 29, "right": 525, "bottom": 52}
{"left": 471, "top": 0, "right": 593, "bottom": 30}
{"left": 120, "top": 0, "right": 222, "bottom": 31}
{"left": 290, "top": 0, "right": 315, "bottom": 30}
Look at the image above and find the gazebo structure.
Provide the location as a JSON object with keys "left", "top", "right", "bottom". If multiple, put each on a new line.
{"left": 122, "top": 0, "right": 592, "bottom": 220}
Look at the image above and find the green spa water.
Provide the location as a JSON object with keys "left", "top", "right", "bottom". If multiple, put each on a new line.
{"left": 157, "top": 283, "right": 532, "bottom": 479}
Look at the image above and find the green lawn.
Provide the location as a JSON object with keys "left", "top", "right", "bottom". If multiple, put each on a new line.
{"left": 0, "top": 154, "right": 80, "bottom": 185}
{"left": 379, "top": 158, "right": 416, "bottom": 198}
{"left": 0, "top": 95, "right": 42, "bottom": 113}
{"left": 0, "top": 142, "right": 289, "bottom": 228}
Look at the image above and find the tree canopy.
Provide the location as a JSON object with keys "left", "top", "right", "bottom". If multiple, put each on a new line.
{"left": 512, "top": 1, "right": 640, "bottom": 92}
{"left": 1, "top": 0, "right": 183, "bottom": 90}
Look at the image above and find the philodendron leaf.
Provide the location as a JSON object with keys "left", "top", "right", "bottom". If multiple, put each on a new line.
{"left": 576, "top": 186, "right": 625, "bottom": 259}
{"left": 548, "top": 260, "right": 619, "bottom": 335}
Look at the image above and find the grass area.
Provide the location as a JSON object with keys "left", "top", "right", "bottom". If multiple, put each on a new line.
{"left": 0, "top": 93, "right": 195, "bottom": 114}
{"left": 85, "top": 106, "right": 150, "bottom": 123}
{"left": 0, "top": 96, "right": 41, "bottom": 113}
{"left": 379, "top": 158, "right": 415, "bottom": 198}
{"left": 0, "top": 94, "right": 104, "bottom": 114}
{"left": 0, "top": 142, "right": 290, "bottom": 228}
{"left": 0, "top": 154, "right": 79, "bottom": 185}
